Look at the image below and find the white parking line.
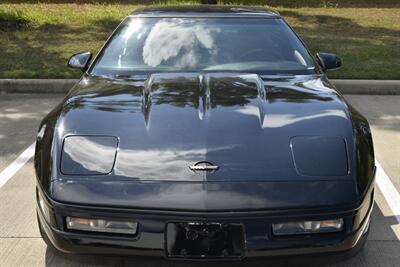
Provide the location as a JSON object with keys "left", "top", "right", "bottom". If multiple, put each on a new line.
{"left": 0, "top": 142, "right": 36, "bottom": 188}
{"left": 376, "top": 160, "right": 400, "bottom": 224}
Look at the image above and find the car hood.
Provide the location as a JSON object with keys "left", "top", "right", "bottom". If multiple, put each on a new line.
{"left": 57, "top": 73, "right": 355, "bottom": 183}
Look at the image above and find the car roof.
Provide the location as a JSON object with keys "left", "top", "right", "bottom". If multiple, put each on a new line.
{"left": 129, "top": 5, "right": 281, "bottom": 18}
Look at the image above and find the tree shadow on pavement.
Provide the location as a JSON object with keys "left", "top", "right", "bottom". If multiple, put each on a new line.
{"left": 0, "top": 94, "right": 62, "bottom": 170}
{"left": 345, "top": 95, "right": 400, "bottom": 133}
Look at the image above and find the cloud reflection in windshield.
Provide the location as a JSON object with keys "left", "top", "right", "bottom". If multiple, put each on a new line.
{"left": 142, "top": 19, "right": 219, "bottom": 68}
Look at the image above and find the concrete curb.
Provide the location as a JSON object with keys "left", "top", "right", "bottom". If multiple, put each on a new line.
{"left": 0, "top": 79, "right": 77, "bottom": 94}
{"left": 0, "top": 78, "right": 399, "bottom": 95}
{"left": 331, "top": 79, "right": 400, "bottom": 95}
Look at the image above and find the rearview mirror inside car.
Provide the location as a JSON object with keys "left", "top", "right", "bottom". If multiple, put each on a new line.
{"left": 68, "top": 52, "right": 92, "bottom": 71}
{"left": 316, "top": 52, "right": 342, "bottom": 71}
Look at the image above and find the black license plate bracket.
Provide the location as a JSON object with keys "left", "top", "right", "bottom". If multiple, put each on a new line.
{"left": 166, "top": 222, "right": 245, "bottom": 259}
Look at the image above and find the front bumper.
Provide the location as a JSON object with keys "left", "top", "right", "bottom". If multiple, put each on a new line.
{"left": 36, "top": 184, "right": 374, "bottom": 259}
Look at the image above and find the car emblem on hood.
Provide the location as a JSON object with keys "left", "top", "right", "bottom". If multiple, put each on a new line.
{"left": 189, "top": 161, "right": 219, "bottom": 172}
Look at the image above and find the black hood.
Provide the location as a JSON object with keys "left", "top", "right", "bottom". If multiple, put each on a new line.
{"left": 35, "top": 73, "right": 373, "bottom": 211}
{"left": 58, "top": 73, "right": 354, "bottom": 182}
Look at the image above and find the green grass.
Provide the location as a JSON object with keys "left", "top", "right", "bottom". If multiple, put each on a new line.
{"left": 0, "top": 2, "right": 399, "bottom": 79}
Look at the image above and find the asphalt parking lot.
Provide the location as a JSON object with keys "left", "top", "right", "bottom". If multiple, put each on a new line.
{"left": 0, "top": 94, "right": 399, "bottom": 267}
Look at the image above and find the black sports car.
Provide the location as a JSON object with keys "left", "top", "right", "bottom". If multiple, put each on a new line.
{"left": 35, "top": 5, "right": 375, "bottom": 260}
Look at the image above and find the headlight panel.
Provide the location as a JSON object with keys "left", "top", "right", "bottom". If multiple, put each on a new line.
{"left": 290, "top": 136, "right": 348, "bottom": 176}
{"left": 272, "top": 219, "right": 344, "bottom": 236}
{"left": 61, "top": 135, "right": 118, "bottom": 175}
{"left": 66, "top": 217, "right": 138, "bottom": 235}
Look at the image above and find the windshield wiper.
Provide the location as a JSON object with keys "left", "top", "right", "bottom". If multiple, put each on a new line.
{"left": 113, "top": 74, "right": 149, "bottom": 81}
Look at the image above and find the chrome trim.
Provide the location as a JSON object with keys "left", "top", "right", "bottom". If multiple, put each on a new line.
{"left": 189, "top": 161, "right": 219, "bottom": 171}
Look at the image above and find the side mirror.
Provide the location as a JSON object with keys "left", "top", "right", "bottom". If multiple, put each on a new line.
{"left": 316, "top": 52, "right": 342, "bottom": 71}
{"left": 68, "top": 52, "right": 92, "bottom": 71}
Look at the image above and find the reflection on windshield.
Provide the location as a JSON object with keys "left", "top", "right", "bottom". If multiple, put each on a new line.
{"left": 118, "top": 18, "right": 143, "bottom": 68}
{"left": 143, "top": 19, "right": 219, "bottom": 68}
{"left": 91, "top": 18, "right": 316, "bottom": 76}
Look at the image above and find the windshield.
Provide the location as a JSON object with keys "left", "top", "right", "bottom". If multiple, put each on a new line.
{"left": 90, "top": 17, "right": 316, "bottom": 76}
